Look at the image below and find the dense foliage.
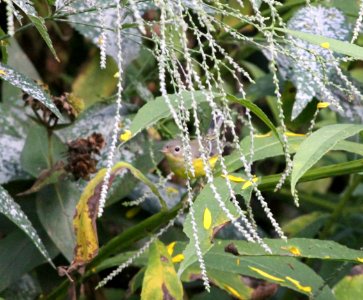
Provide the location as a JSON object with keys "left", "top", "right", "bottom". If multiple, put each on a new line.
{"left": 1, "top": 1, "right": 363, "bottom": 299}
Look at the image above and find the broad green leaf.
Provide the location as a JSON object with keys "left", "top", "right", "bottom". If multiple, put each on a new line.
{"left": 291, "top": 124, "right": 363, "bottom": 195}
{"left": 280, "top": 28, "right": 363, "bottom": 60}
{"left": 334, "top": 274, "right": 363, "bottom": 300}
{"left": 72, "top": 54, "right": 118, "bottom": 108}
{"left": 20, "top": 124, "right": 66, "bottom": 177}
{"left": 200, "top": 248, "right": 335, "bottom": 299}
{"left": 212, "top": 238, "right": 363, "bottom": 262}
{"left": 12, "top": 0, "right": 59, "bottom": 61}
{"left": 141, "top": 240, "right": 183, "bottom": 300}
{"left": 226, "top": 94, "right": 283, "bottom": 144}
{"left": 222, "top": 133, "right": 304, "bottom": 173}
{"left": 0, "top": 63, "right": 62, "bottom": 119}
{"left": 128, "top": 90, "right": 207, "bottom": 139}
{"left": 0, "top": 186, "right": 55, "bottom": 269}
{"left": 0, "top": 230, "right": 58, "bottom": 292}
{"left": 37, "top": 180, "right": 79, "bottom": 262}
{"left": 283, "top": 212, "right": 329, "bottom": 238}
{"left": 183, "top": 267, "right": 253, "bottom": 299}
{"left": 178, "top": 178, "right": 240, "bottom": 276}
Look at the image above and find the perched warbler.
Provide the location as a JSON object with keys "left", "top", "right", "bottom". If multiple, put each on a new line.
{"left": 162, "top": 115, "right": 223, "bottom": 179}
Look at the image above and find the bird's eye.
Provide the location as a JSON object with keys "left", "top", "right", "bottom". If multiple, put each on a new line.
{"left": 174, "top": 146, "right": 180, "bottom": 152}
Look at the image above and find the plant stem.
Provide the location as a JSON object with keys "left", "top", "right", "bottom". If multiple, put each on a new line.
{"left": 319, "top": 174, "right": 361, "bottom": 239}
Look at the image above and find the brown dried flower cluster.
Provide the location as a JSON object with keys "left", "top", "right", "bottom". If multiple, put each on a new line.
{"left": 23, "top": 89, "right": 84, "bottom": 126}
{"left": 65, "top": 133, "right": 106, "bottom": 180}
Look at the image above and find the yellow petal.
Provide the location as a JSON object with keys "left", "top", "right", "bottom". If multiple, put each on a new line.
{"left": 285, "top": 132, "right": 305, "bottom": 137}
{"left": 320, "top": 42, "right": 330, "bottom": 49}
{"left": 317, "top": 102, "right": 330, "bottom": 109}
{"left": 203, "top": 207, "right": 212, "bottom": 230}
{"left": 222, "top": 174, "right": 246, "bottom": 183}
{"left": 255, "top": 132, "right": 272, "bottom": 138}
{"left": 0, "top": 69, "right": 7, "bottom": 76}
{"left": 236, "top": 258, "right": 240, "bottom": 266}
{"left": 119, "top": 130, "right": 132, "bottom": 142}
{"left": 285, "top": 276, "right": 312, "bottom": 293}
{"left": 171, "top": 254, "right": 184, "bottom": 263}
{"left": 357, "top": 257, "right": 363, "bottom": 263}
{"left": 113, "top": 72, "right": 120, "bottom": 78}
{"left": 167, "top": 242, "right": 176, "bottom": 256}
{"left": 165, "top": 186, "right": 179, "bottom": 195}
{"left": 242, "top": 177, "right": 258, "bottom": 189}
{"left": 248, "top": 266, "right": 285, "bottom": 282}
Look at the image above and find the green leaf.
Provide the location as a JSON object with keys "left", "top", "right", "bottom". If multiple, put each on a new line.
{"left": 37, "top": 180, "right": 79, "bottom": 261}
{"left": 12, "top": 0, "right": 59, "bottom": 61}
{"left": 178, "top": 177, "right": 240, "bottom": 276}
{"left": 291, "top": 124, "right": 363, "bottom": 195}
{"left": 200, "top": 248, "right": 335, "bottom": 299}
{"left": 283, "top": 212, "right": 329, "bottom": 238}
{"left": 128, "top": 90, "right": 207, "bottom": 139}
{"left": 226, "top": 94, "right": 283, "bottom": 144}
{"left": 213, "top": 238, "right": 363, "bottom": 262}
{"left": 141, "top": 240, "right": 183, "bottom": 300}
{"left": 0, "top": 230, "right": 58, "bottom": 292}
{"left": 72, "top": 54, "right": 118, "bottom": 108}
{"left": 279, "top": 28, "right": 363, "bottom": 60}
{"left": 334, "top": 274, "right": 363, "bottom": 300}
{"left": 222, "top": 133, "right": 304, "bottom": 173}
{"left": 183, "top": 267, "right": 253, "bottom": 299}
{"left": 0, "top": 186, "right": 55, "bottom": 269}
{"left": 20, "top": 124, "right": 66, "bottom": 177}
{"left": 0, "top": 63, "right": 62, "bottom": 119}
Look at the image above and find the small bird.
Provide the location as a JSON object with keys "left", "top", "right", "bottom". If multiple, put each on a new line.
{"left": 161, "top": 115, "right": 223, "bottom": 179}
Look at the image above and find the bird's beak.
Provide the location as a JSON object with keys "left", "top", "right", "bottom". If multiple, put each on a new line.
{"left": 160, "top": 148, "right": 168, "bottom": 153}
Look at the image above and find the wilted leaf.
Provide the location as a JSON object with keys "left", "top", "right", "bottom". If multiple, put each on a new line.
{"left": 0, "top": 186, "right": 55, "bottom": 269}
{"left": 18, "top": 161, "right": 65, "bottom": 196}
{"left": 0, "top": 63, "right": 62, "bottom": 119}
{"left": 141, "top": 240, "right": 183, "bottom": 300}
{"left": 63, "top": 161, "right": 166, "bottom": 273}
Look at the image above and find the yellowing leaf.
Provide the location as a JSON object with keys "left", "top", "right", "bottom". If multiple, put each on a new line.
{"left": 61, "top": 161, "right": 167, "bottom": 274}
{"left": 285, "top": 276, "right": 312, "bottom": 293}
{"left": 320, "top": 42, "right": 330, "bottom": 49}
{"left": 120, "top": 130, "right": 132, "bottom": 142}
{"left": 221, "top": 174, "right": 246, "bottom": 182}
{"left": 125, "top": 207, "right": 141, "bottom": 219}
{"left": 171, "top": 254, "right": 184, "bottom": 263}
{"left": 242, "top": 177, "right": 258, "bottom": 189}
{"left": 224, "top": 285, "right": 243, "bottom": 300}
{"left": 203, "top": 208, "right": 212, "bottom": 230}
{"left": 141, "top": 240, "right": 183, "bottom": 300}
{"left": 255, "top": 132, "right": 272, "bottom": 138}
{"left": 167, "top": 242, "right": 176, "bottom": 256}
{"left": 317, "top": 102, "right": 330, "bottom": 109}
{"left": 285, "top": 132, "right": 305, "bottom": 137}
{"left": 281, "top": 246, "right": 302, "bottom": 256}
{"left": 248, "top": 266, "right": 285, "bottom": 282}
